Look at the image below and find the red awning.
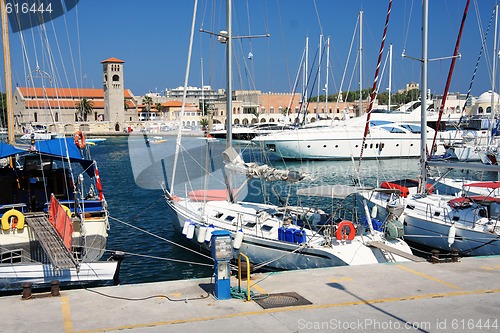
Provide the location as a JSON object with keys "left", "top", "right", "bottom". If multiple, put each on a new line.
{"left": 463, "top": 181, "right": 500, "bottom": 189}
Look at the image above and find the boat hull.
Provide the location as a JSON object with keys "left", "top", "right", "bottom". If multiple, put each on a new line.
{"left": 166, "top": 198, "right": 411, "bottom": 270}
{"left": 0, "top": 261, "right": 119, "bottom": 292}
{"left": 253, "top": 126, "right": 444, "bottom": 160}
{"left": 403, "top": 213, "right": 500, "bottom": 256}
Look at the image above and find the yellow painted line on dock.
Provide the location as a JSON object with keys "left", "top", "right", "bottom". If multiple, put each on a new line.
{"left": 60, "top": 296, "right": 74, "bottom": 333}
{"left": 71, "top": 288, "right": 500, "bottom": 333}
{"left": 330, "top": 277, "right": 353, "bottom": 283}
{"left": 396, "top": 265, "right": 461, "bottom": 289}
{"left": 481, "top": 265, "right": 500, "bottom": 271}
{"left": 250, "top": 282, "right": 268, "bottom": 294}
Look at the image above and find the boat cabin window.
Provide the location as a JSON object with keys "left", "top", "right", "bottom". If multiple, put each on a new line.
{"left": 244, "top": 221, "right": 257, "bottom": 228}
{"left": 401, "top": 124, "right": 422, "bottom": 133}
{"left": 381, "top": 126, "right": 405, "bottom": 134}
{"left": 260, "top": 224, "right": 273, "bottom": 232}
{"left": 224, "top": 215, "right": 235, "bottom": 222}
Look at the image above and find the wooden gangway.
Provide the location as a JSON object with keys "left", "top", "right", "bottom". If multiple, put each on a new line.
{"left": 368, "top": 241, "right": 427, "bottom": 262}
{"left": 25, "top": 213, "right": 78, "bottom": 270}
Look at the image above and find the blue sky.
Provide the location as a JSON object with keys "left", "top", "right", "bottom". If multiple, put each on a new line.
{"left": 2, "top": 0, "right": 499, "bottom": 98}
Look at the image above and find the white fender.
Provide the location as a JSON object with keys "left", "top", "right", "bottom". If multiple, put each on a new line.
{"left": 186, "top": 222, "right": 196, "bottom": 239}
{"left": 182, "top": 220, "right": 190, "bottom": 235}
{"left": 371, "top": 205, "right": 378, "bottom": 219}
{"left": 448, "top": 224, "right": 456, "bottom": 247}
{"left": 197, "top": 225, "right": 207, "bottom": 243}
{"left": 205, "top": 224, "right": 215, "bottom": 242}
{"left": 233, "top": 229, "right": 244, "bottom": 249}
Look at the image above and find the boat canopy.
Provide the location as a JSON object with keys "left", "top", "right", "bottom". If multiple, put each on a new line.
{"left": 296, "top": 185, "right": 398, "bottom": 199}
{"left": 1, "top": 138, "right": 94, "bottom": 172}
{"left": 0, "top": 142, "right": 24, "bottom": 158}
{"left": 464, "top": 181, "right": 500, "bottom": 189}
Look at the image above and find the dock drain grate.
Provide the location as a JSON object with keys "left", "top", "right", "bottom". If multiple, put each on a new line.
{"left": 254, "top": 292, "right": 312, "bottom": 309}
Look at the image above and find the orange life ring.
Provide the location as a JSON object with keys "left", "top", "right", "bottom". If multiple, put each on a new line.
{"left": 336, "top": 220, "right": 356, "bottom": 241}
{"left": 74, "top": 131, "right": 85, "bottom": 149}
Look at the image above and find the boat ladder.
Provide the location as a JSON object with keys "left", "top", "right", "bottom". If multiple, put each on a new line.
{"left": 25, "top": 213, "right": 79, "bottom": 270}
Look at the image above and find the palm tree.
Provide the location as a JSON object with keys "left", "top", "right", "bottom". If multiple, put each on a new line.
{"left": 75, "top": 98, "right": 94, "bottom": 121}
{"left": 143, "top": 96, "right": 153, "bottom": 121}
{"left": 200, "top": 118, "right": 208, "bottom": 131}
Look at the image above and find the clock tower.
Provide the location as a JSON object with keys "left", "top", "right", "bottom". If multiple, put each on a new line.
{"left": 101, "top": 57, "right": 125, "bottom": 131}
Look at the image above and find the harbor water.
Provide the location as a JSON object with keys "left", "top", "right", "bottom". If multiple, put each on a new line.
{"left": 94, "top": 135, "right": 497, "bottom": 285}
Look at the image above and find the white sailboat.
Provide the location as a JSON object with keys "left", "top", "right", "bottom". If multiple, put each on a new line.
{"left": 360, "top": 0, "right": 500, "bottom": 257}
{"left": 162, "top": 0, "right": 416, "bottom": 271}
{"left": 0, "top": 2, "right": 121, "bottom": 292}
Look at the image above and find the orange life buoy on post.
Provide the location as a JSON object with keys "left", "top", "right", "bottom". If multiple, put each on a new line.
{"left": 336, "top": 220, "right": 356, "bottom": 241}
{"left": 74, "top": 131, "right": 85, "bottom": 149}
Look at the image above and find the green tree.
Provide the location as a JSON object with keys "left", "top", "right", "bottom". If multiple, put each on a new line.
{"left": 75, "top": 97, "right": 94, "bottom": 121}
{"left": 142, "top": 96, "right": 153, "bottom": 121}
{"left": 200, "top": 118, "right": 208, "bottom": 131}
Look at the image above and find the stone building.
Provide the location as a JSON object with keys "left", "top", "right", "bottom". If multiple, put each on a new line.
{"left": 13, "top": 57, "right": 140, "bottom": 135}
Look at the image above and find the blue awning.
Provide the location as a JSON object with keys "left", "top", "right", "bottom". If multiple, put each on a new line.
{"left": 0, "top": 142, "right": 24, "bottom": 159}
{"left": 35, "top": 138, "right": 86, "bottom": 162}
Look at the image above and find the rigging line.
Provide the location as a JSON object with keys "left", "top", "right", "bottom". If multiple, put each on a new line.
{"left": 62, "top": 9, "right": 79, "bottom": 92}
{"left": 312, "top": 0, "right": 323, "bottom": 36}
{"left": 245, "top": 0, "right": 255, "bottom": 83}
{"left": 430, "top": 0, "right": 471, "bottom": 159}
{"left": 74, "top": 4, "right": 83, "bottom": 88}
{"left": 402, "top": 0, "right": 414, "bottom": 54}
{"left": 299, "top": 42, "right": 320, "bottom": 125}
{"left": 104, "top": 250, "right": 213, "bottom": 268}
{"left": 333, "top": 16, "right": 359, "bottom": 125}
{"left": 129, "top": 195, "right": 164, "bottom": 220}
{"left": 108, "top": 215, "right": 213, "bottom": 261}
{"left": 276, "top": 0, "right": 291, "bottom": 90}
{"left": 171, "top": 0, "right": 198, "bottom": 193}
{"left": 455, "top": 2, "right": 494, "bottom": 133}
{"left": 358, "top": 0, "right": 392, "bottom": 170}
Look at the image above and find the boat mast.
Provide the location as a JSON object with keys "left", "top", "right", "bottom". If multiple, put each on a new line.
{"left": 358, "top": 0, "right": 392, "bottom": 168}
{"left": 316, "top": 34, "right": 322, "bottom": 119}
{"left": 358, "top": 11, "right": 363, "bottom": 117}
{"left": 418, "top": 0, "right": 428, "bottom": 194}
{"left": 388, "top": 44, "right": 392, "bottom": 111}
{"left": 170, "top": 0, "right": 198, "bottom": 192}
{"left": 226, "top": 0, "right": 233, "bottom": 148}
{"left": 325, "top": 36, "right": 330, "bottom": 115}
{"left": 1, "top": 1, "right": 15, "bottom": 144}
{"left": 489, "top": 4, "right": 498, "bottom": 138}
{"left": 430, "top": 0, "right": 470, "bottom": 157}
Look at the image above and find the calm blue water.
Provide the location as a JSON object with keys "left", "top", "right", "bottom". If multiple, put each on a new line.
{"left": 92, "top": 136, "right": 497, "bottom": 285}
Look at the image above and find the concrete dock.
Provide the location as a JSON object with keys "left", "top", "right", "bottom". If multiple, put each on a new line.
{"left": 2, "top": 255, "right": 500, "bottom": 332}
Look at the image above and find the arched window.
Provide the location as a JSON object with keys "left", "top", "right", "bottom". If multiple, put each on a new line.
{"left": 55, "top": 112, "right": 59, "bottom": 122}
{"left": 112, "top": 74, "right": 120, "bottom": 81}
{"left": 478, "top": 106, "right": 484, "bottom": 114}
